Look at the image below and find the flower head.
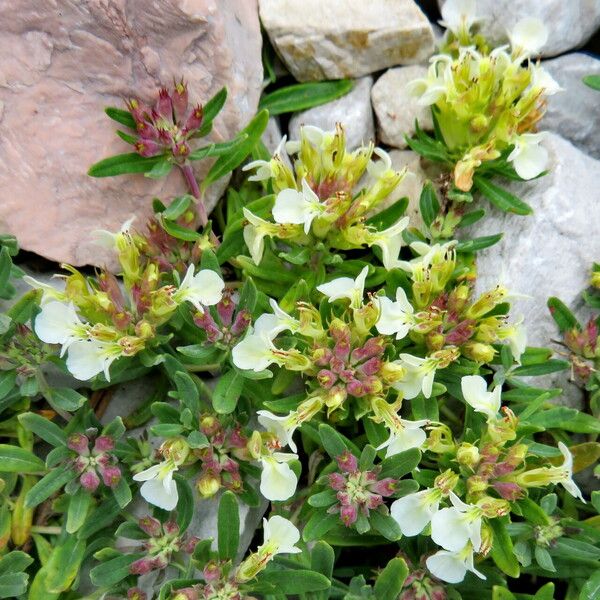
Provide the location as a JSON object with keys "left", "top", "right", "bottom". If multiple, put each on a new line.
{"left": 376, "top": 287, "right": 416, "bottom": 340}
{"left": 259, "top": 452, "right": 298, "bottom": 501}
{"left": 507, "top": 133, "right": 548, "bottom": 180}
{"left": 272, "top": 179, "right": 326, "bottom": 234}
{"left": 133, "top": 460, "right": 179, "bottom": 511}
{"left": 430, "top": 492, "right": 482, "bottom": 552}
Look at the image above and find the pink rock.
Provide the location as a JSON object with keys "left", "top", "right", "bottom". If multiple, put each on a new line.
{"left": 0, "top": 0, "right": 262, "bottom": 268}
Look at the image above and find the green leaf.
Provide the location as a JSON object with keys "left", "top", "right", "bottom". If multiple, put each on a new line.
{"left": 318, "top": 424, "right": 352, "bottom": 459}
{"left": 18, "top": 412, "right": 67, "bottom": 447}
{"left": 534, "top": 545, "right": 555, "bottom": 572}
{"left": 580, "top": 570, "right": 600, "bottom": 600}
{"left": 218, "top": 491, "right": 240, "bottom": 561}
{"left": 175, "top": 475, "right": 194, "bottom": 532}
{"left": 160, "top": 218, "right": 201, "bottom": 242}
{"left": 527, "top": 407, "right": 600, "bottom": 433}
{"left": 310, "top": 541, "right": 334, "bottom": 600}
{"left": 489, "top": 518, "right": 520, "bottom": 578}
{"left": 419, "top": 181, "right": 440, "bottom": 228}
{"left": 259, "top": 79, "right": 353, "bottom": 115}
{"left": 112, "top": 477, "right": 132, "bottom": 509}
{"left": 44, "top": 536, "right": 86, "bottom": 592}
{"left": 213, "top": 369, "right": 244, "bottom": 414}
{"left": 66, "top": 487, "right": 91, "bottom": 533}
{"left": 456, "top": 233, "right": 503, "bottom": 253}
{"left": 373, "top": 557, "right": 408, "bottom": 600}
{"left": 583, "top": 75, "right": 600, "bottom": 91}
{"left": 473, "top": 175, "right": 533, "bottom": 215}
{"left": 366, "top": 198, "right": 409, "bottom": 232}
{"left": 46, "top": 387, "right": 87, "bottom": 412}
{"left": 88, "top": 152, "right": 164, "bottom": 177}
{"left": 144, "top": 158, "right": 173, "bottom": 179}
{"left": 511, "top": 359, "right": 569, "bottom": 377}
{"left": 0, "top": 444, "right": 45, "bottom": 473}
{"left": 177, "top": 344, "right": 223, "bottom": 365}
{"left": 492, "top": 587, "right": 517, "bottom": 600}
{"left": 253, "top": 570, "right": 330, "bottom": 594}
{"left": 187, "top": 430, "right": 209, "bottom": 449}
{"left": 0, "top": 551, "right": 33, "bottom": 576}
{"left": 105, "top": 107, "right": 136, "bottom": 129}
{"left": 369, "top": 511, "right": 402, "bottom": 542}
{"left": 547, "top": 297, "right": 580, "bottom": 332}
{"left": 188, "top": 136, "right": 249, "bottom": 161}
{"left": 308, "top": 489, "right": 338, "bottom": 508}
{"left": 89, "top": 553, "right": 145, "bottom": 587}
{"left": 0, "top": 573, "right": 29, "bottom": 598}
{"left": 379, "top": 448, "right": 421, "bottom": 479}
{"left": 162, "top": 195, "right": 193, "bottom": 220}
{"left": 174, "top": 370, "right": 201, "bottom": 415}
{"left": 197, "top": 87, "right": 228, "bottom": 137}
{"left": 202, "top": 109, "right": 269, "bottom": 188}
{"left": 0, "top": 370, "right": 16, "bottom": 401}
{"left": 25, "top": 465, "right": 77, "bottom": 508}
{"left": 303, "top": 511, "right": 339, "bottom": 542}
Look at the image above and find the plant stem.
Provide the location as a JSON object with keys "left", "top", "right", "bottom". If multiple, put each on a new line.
{"left": 31, "top": 525, "right": 61, "bottom": 535}
{"left": 180, "top": 163, "right": 208, "bottom": 226}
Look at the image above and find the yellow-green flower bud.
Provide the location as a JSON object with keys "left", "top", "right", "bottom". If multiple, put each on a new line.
{"left": 161, "top": 437, "right": 190, "bottom": 466}
{"left": 457, "top": 443, "right": 480, "bottom": 468}
{"left": 434, "top": 469, "right": 459, "bottom": 495}
{"left": 196, "top": 473, "right": 221, "bottom": 498}
{"left": 462, "top": 341, "right": 497, "bottom": 363}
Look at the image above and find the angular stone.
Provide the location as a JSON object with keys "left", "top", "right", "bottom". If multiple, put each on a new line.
{"left": 289, "top": 77, "right": 375, "bottom": 149}
{"left": 541, "top": 53, "right": 600, "bottom": 159}
{"left": 0, "top": 0, "right": 263, "bottom": 268}
{"left": 437, "top": 0, "right": 600, "bottom": 57}
{"left": 259, "top": 0, "right": 434, "bottom": 81}
{"left": 371, "top": 66, "right": 433, "bottom": 149}
{"left": 466, "top": 133, "right": 600, "bottom": 407}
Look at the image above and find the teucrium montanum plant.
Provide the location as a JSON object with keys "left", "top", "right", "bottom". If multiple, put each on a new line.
{"left": 0, "top": 38, "right": 598, "bottom": 600}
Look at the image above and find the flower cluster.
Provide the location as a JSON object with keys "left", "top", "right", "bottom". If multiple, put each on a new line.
{"left": 328, "top": 450, "right": 397, "bottom": 528}
{"left": 67, "top": 430, "right": 122, "bottom": 492}
{"left": 242, "top": 125, "right": 408, "bottom": 269}
{"left": 126, "top": 516, "right": 199, "bottom": 576}
{"left": 28, "top": 219, "right": 224, "bottom": 380}
{"left": 409, "top": 1, "right": 561, "bottom": 190}
{"left": 129, "top": 80, "right": 204, "bottom": 162}
{"left": 195, "top": 415, "right": 249, "bottom": 498}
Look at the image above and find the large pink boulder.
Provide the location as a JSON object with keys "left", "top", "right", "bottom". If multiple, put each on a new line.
{"left": 0, "top": 0, "right": 263, "bottom": 267}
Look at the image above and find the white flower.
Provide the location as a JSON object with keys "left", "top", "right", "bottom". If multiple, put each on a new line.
{"left": 377, "top": 419, "right": 429, "bottom": 457}
{"left": 272, "top": 179, "right": 325, "bottom": 234}
{"left": 259, "top": 453, "right": 299, "bottom": 501}
{"left": 286, "top": 125, "right": 328, "bottom": 155}
{"left": 502, "top": 317, "right": 527, "bottom": 364}
{"left": 557, "top": 442, "right": 585, "bottom": 502}
{"left": 173, "top": 265, "right": 225, "bottom": 312}
{"left": 253, "top": 299, "right": 300, "bottom": 338}
{"left": 93, "top": 216, "right": 136, "bottom": 249}
{"left": 507, "top": 132, "right": 548, "bottom": 180}
{"left": 509, "top": 18, "right": 548, "bottom": 58}
{"left": 259, "top": 515, "right": 302, "bottom": 555}
{"left": 133, "top": 460, "right": 179, "bottom": 511}
{"left": 232, "top": 332, "right": 279, "bottom": 372}
{"left": 439, "top": 0, "right": 478, "bottom": 36}
{"left": 257, "top": 410, "right": 299, "bottom": 453}
{"left": 243, "top": 136, "right": 288, "bottom": 181}
{"left": 376, "top": 287, "right": 415, "bottom": 340}
{"left": 34, "top": 301, "right": 89, "bottom": 355}
{"left": 392, "top": 354, "right": 436, "bottom": 399}
{"left": 390, "top": 488, "right": 441, "bottom": 536}
{"left": 529, "top": 65, "right": 563, "bottom": 96}
{"left": 366, "top": 147, "right": 393, "bottom": 179}
{"left": 426, "top": 544, "right": 486, "bottom": 584}
{"left": 65, "top": 339, "right": 122, "bottom": 381}
{"left": 406, "top": 57, "right": 451, "bottom": 106}
{"left": 366, "top": 217, "right": 410, "bottom": 270}
{"left": 242, "top": 208, "right": 279, "bottom": 266}
{"left": 431, "top": 492, "right": 482, "bottom": 552}
{"left": 317, "top": 266, "right": 369, "bottom": 310}
{"left": 460, "top": 375, "right": 502, "bottom": 421}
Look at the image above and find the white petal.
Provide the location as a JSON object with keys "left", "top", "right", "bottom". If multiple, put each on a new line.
{"left": 139, "top": 478, "right": 179, "bottom": 511}
{"left": 132, "top": 463, "right": 163, "bottom": 482}
{"left": 509, "top": 138, "right": 548, "bottom": 180}
{"left": 379, "top": 427, "right": 426, "bottom": 457}
{"left": 260, "top": 457, "right": 298, "bottom": 501}
{"left": 431, "top": 507, "right": 472, "bottom": 551}
{"left": 426, "top": 550, "right": 468, "bottom": 584}
{"left": 272, "top": 188, "right": 309, "bottom": 226}
{"left": 34, "top": 301, "right": 83, "bottom": 346}
{"left": 243, "top": 224, "right": 265, "bottom": 266}
{"left": 510, "top": 18, "right": 548, "bottom": 56}
{"left": 232, "top": 334, "right": 274, "bottom": 372}
{"left": 390, "top": 491, "right": 438, "bottom": 536}
{"left": 66, "top": 340, "right": 119, "bottom": 381}
{"left": 263, "top": 515, "right": 302, "bottom": 554}
{"left": 191, "top": 270, "right": 225, "bottom": 307}
{"left": 317, "top": 277, "right": 356, "bottom": 301}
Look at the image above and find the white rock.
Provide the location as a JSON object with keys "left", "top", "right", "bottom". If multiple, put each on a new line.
{"left": 467, "top": 133, "right": 600, "bottom": 406}
{"left": 437, "top": 0, "right": 600, "bottom": 57}
{"left": 288, "top": 77, "right": 375, "bottom": 149}
{"left": 371, "top": 66, "right": 433, "bottom": 149}
{"left": 259, "top": 0, "right": 435, "bottom": 81}
{"left": 541, "top": 53, "right": 600, "bottom": 159}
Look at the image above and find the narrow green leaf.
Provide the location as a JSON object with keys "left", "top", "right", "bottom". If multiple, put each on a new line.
{"left": 0, "top": 573, "right": 28, "bottom": 598}
{"left": 218, "top": 491, "right": 240, "bottom": 561}
{"left": 18, "top": 412, "right": 67, "bottom": 447}
{"left": 0, "top": 444, "right": 45, "bottom": 473}
{"left": 197, "top": 87, "right": 228, "bottom": 137}
{"left": 0, "top": 371, "right": 16, "bottom": 401}
{"left": 318, "top": 424, "right": 351, "bottom": 459}
{"left": 302, "top": 511, "right": 339, "bottom": 542}
{"left": 489, "top": 518, "right": 520, "bottom": 578}
{"left": 105, "top": 107, "right": 136, "bottom": 129}
{"left": 44, "top": 536, "right": 86, "bottom": 592}
{"left": 253, "top": 570, "right": 330, "bottom": 594}
{"left": 112, "top": 477, "right": 133, "bottom": 509}
{"left": 89, "top": 553, "right": 145, "bottom": 587}
{"left": 473, "top": 175, "right": 533, "bottom": 215}
{"left": 419, "top": 182, "right": 440, "bottom": 228}
{"left": 46, "top": 387, "right": 87, "bottom": 412}
{"left": 88, "top": 152, "right": 164, "bottom": 178}
{"left": 511, "top": 359, "right": 569, "bottom": 377}
{"left": 144, "top": 158, "right": 173, "bottom": 179}
{"left": 369, "top": 512, "right": 402, "bottom": 542}
{"left": 188, "top": 136, "right": 248, "bottom": 161}
{"left": 0, "top": 551, "right": 33, "bottom": 576}
{"left": 25, "top": 465, "right": 77, "bottom": 508}
{"left": 160, "top": 218, "right": 201, "bottom": 242}
{"left": 213, "top": 369, "right": 244, "bottom": 414}
{"left": 580, "top": 570, "right": 600, "bottom": 600}
{"left": 174, "top": 371, "right": 200, "bottom": 415}
{"left": 66, "top": 487, "right": 91, "bottom": 533}
{"left": 259, "top": 79, "right": 353, "bottom": 115}
{"left": 162, "top": 195, "right": 193, "bottom": 220}
{"left": 379, "top": 448, "right": 421, "bottom": 479}
{"left": 583, "top": 74, "right": 600, "bottom": 91}
{"left": 373, "top": 558, "right": 408, "bottom": 600}
{"left": 310, "top": 540, "right": 334, "bottom": 600}
{"left": 202, "top": 109, "right": 269, "bottom": 188}
{"left": 547, "top": 297, "right": 580, "bottom": 332}
{"left": 456, "top": 233, "right": 503, "bottom": 253}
